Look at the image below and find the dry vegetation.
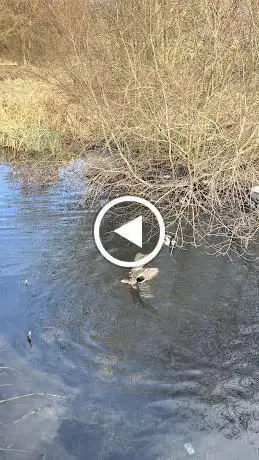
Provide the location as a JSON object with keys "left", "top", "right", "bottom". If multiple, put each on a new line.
{"left": 0, "top": 0, "right": 258, "bottom": 253}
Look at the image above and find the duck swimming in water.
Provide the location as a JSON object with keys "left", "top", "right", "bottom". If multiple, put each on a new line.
{"left": 121, "top": 253, "right": 159, "bottom": 289}
{"left": 27, "top": 330, "right": 32, "bottom": 347}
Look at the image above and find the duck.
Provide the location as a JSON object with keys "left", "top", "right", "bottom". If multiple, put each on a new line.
{"left": 251, "top": 185, "right": 259, "bottom": 208}
{"left": 164, "top": 234, "right": 176, "bottom": 252}
{"left": 27, "top": 330, "right": 32, "bottom": 347}
{"left": 121, "top": 253, "right": 159, "bottom": 289}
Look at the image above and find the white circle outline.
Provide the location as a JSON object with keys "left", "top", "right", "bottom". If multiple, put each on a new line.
{"left": 94, "top": 195, "right": 165, "bottom": 268}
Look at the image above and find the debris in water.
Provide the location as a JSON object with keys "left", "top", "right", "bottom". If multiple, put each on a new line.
{"left": 251, "top": 185, "right": 259, "bottom": 208}
{"left": 27, "top": 331, "right": 32, "bottom": 347}
{"left": 25, "top": 279, "right": 28, "bottom": 286}
{"left": 164, "top": 234, "right": 176, "bottom": 254}
{"left": 184, "top": 443, "right": 195, "bottom": 455}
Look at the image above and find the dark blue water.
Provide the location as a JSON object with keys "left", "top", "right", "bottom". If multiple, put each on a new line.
{"left": 0, "top": 163, "right": 259, "bottom": 459}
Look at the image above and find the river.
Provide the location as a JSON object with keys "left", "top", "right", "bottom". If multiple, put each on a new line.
{"left": 0, "top": 163, "right": 258, "bottom": 459}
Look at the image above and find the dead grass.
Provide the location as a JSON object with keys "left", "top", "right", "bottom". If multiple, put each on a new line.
{"left": 0, "top": 77, "right": 69, "bottom": 159}
{"left": 0, "top": 0, "right": 258, "bottom": 252}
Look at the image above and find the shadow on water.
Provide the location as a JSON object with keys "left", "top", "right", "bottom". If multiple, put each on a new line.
{"left": 0, "top": 163, "right": 259, "bottom": 459}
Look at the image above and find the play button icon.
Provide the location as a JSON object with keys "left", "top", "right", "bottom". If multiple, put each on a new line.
{"left": 94, "top": 195, "right": 165, "bottom": 268}
{"left": 114, "top": 216, "right": 143, "bottom": 248}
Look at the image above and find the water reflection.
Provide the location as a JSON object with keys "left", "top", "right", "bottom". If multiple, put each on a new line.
{"left": 0, "top": 163, "right": 259, "bottom": 459}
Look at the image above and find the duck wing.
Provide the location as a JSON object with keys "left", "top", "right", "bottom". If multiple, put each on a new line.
{"left": 141, "top": 267, "right": 159, "bottom": 281}
{"left": 130, "top": 253, "right": 145, "bottom": 278}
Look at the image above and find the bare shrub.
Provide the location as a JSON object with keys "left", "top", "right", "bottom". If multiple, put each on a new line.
{"left": 1, "top": 0, "right": 259, "bottom": 253}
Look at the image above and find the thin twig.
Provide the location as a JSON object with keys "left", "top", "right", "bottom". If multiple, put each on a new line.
{"left": 13, "top": 406, "right": 43, "bottom": 424}
{"left": 0, "top": 393, "right": 66, "bottom": 405}
{"left": 0, "top": 447, "right": 30, "bottom": 453}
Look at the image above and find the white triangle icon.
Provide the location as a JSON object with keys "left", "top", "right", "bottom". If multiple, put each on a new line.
{"left": 114, "top": 216, "right": 143, "bottom": 248}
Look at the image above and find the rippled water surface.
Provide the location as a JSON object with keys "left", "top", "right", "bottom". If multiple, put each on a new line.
{"left": 0, "top": 163, "right": 259, "bottom": 459}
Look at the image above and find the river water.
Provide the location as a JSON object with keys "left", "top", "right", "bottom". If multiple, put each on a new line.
{"left": 0, "top": 163, "right": 259, "bottom": 459}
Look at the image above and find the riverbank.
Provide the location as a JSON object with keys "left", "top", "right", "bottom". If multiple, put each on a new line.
{"left": 0, "top": 0, "right": 258, "bottom": 253}
{"left": 1, "top": 69, "right": 258, "bottom": 255}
